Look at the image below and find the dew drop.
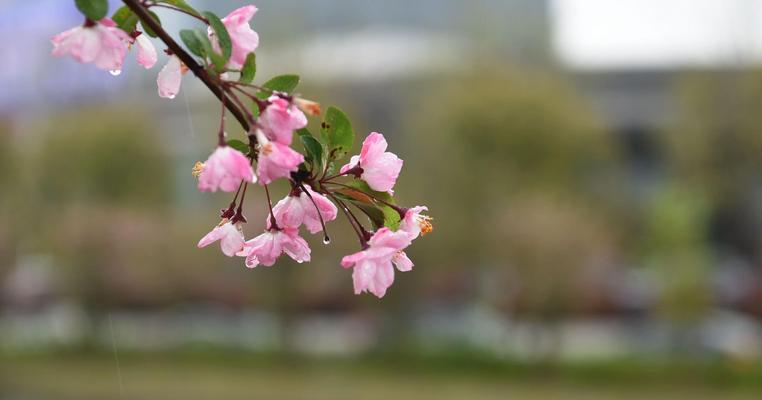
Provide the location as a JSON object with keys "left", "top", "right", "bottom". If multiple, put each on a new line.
{"left": 322, "top": 236, "right": 331, "bottom": 245}
{"left": 109, "top": 69, "right": 122, "bottom": 76}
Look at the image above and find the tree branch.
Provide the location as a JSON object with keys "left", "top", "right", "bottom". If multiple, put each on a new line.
{"left": 122, "top": 0, "right": 251, "bottom": 133}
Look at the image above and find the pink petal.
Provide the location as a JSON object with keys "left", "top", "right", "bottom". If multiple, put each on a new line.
{"left": 361, "top": 152, "right": 403, "bottom": 192}
{"left": 157, "top": 55, "right": 182, "bottom": 99}
{"left": 135, "top": 34, "right": 157, "bottom": 69}
{"left": 359, "top": 132, "right": 388, "bottom": 165}
{"left": 221, "top": 5, "right": 259, "bottom": 68}
{"left": 256, "top": 142, "right": 304, "bottom": 185}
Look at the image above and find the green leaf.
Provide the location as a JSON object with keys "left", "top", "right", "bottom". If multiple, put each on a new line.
{"left": 257, "top": 75, "right": 300, "bottom": 99}
{"left": 75, "top": 0, "right": 108, "bottom": 21}
{"left": 227, "top": 139, "right": 249, "bottom": 154}
{"left": 140, "top": 10, "right": 162, "bottom": 38}
{"left": 185, "top": 28, "right": 225, "bottom": 71}
{"left": 180, "top": 29, "right": 205, "bottom": 58}
{"left": 381, "top": 204, "right": 401, "bottom": 230}
{"left": 239, "top": 53, "right": 257, "bottom": 84}
{"left": 190, "top": 25, "right": 226, "bottom": 72}
{"left": 112, "top": 6, "right": 138, "bottom": 33}
{"left": 157, "top": 0, "right": 198, "bottom": 15}
{"left": 298, "top": 129, "right": 324, "bottom": 173}
{"left": 202, "top": 11, "right": 232, "bottom": 61}
{"left": 320, "top": 106, "right": 355, "bottom": 161}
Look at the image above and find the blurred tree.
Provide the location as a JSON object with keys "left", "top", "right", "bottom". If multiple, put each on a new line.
{"left": 0, "top": 123, "right": 16, "bottom": 278}
{"left": 641, "top": 185, "right": 712, "bottom": 353}
{"left": 35, "top": 110, "right": 170, "bottom": 208}
{"left": 398, "top": 69, "right": 623, "bottom": 359}
{"left": 667, "top": 70, "right": 762, "bottom": 263}
{"left": 27, "top": 109, "right": 176, "bottom": 332}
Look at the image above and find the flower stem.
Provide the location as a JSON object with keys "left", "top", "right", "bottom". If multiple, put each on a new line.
{"left": 325, "top": 191, "right": 369, "bottom": 248}
{"left": 263, "top": 184, "right": 279, "bottom": 230}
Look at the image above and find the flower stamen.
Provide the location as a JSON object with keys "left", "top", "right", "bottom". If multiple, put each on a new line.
{"left": 192, "top": 161, "right": 205, "bottom": 178}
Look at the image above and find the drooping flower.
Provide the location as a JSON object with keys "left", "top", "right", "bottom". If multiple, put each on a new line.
{"left": 51, "top": 18, "right": 130, "bottom": 72}
{"left": 216, "top": 5, "right": 259, "bottom": 69}
{"left": 196, "top": 146, "right": 256, "bottom": 192}
{"left": 269, "top": 185, "right": 338, "bottom": 233}
{"left": 197, "top": 219, "right": 246, "bottom": 257}
{"left": 398, "top": 206, "right": 432, "bottom": 241}
{"left": 237, "top": 228, "right": 310, "bottom": 268}
{"left": 134, "top": 33, "right": 157, "bottom": 69}
{"left": 253, "top": 129, "right": 304, "bottom": 185}
{"left": 157, "top": 54, "right": 185, "bottom": 99}
{"left": 340, "top": 132, "right": 403, "bottom": 192}
{"left": 259, "top": 95, "right": 308, "bottom": 145}
{"left": 341, "top": 228, "right": 413, "bottom": 298}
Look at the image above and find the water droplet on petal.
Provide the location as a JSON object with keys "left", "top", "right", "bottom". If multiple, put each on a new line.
{"left": 322, "top": 236, "right": 331, "bottom": 245}
{"left": 109, "top": 69, "right": 122, "bottom": 76}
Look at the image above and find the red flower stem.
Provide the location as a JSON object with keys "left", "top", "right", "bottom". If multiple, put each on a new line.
{"left": 122, "top": 0, "right": 252, "bottom": 134}
{"left": 324, "top": 191, "right": 369, "bottom": 248}
{"left": 218, "top": 95, "right": 226, "bottom": 146}
{"left": 145, "top": 2, "right": 208, "bottom": 23}
{"left": 263, "top": 184, "right": 279, "bottom": 230}
{"left": 229, "top": 84, "right": 270, "bottom": 112}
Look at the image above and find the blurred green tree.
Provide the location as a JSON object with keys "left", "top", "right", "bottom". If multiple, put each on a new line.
{"left": 399, "top": 69, "right": 623, "bottom": 359}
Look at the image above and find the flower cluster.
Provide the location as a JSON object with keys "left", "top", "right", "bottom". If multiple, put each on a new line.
{"left": 52, "top": 0, "right": 431, "bottom": 298}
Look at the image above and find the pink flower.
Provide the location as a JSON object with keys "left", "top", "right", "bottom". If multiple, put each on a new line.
{"left": 157, "top": 55, "right": 184, "bottom": 99}
{"left": 269, "top": 185, "right": 338, "bottom": 233}
{"left": 197, "top": 146, "right": 256, "bottom": 192}
{"left": 134, "top": 33, "right": 157, "bottom": 69}
{"left": 340, "top": 132, "right": 403, "bottom": 192}
{"left": 254, "top": 130, "right": 304, "bottom": 185}
{"left": 237, "top": 228, "right": 310, "bottom": 268}
{"left": 399, "top": 206, "right": 432, "bottom": 240}
{"left": 197, "top": 219, "right": 245, "bottom": 257}
{"left": 51, "top": 18, "right": 130, "bottom": 72}
{"left": 259, "top": 95, "right": 308, "bottom": 145}
{"left": 341, "top": 228, "right": 413, "bottom": 298}
{"left": 218, "top": 5, "right": 259, "bottom": 69}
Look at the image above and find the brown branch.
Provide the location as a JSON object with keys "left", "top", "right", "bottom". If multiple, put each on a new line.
{"left": 121, "top": 0, "right": 251, "bottom": 133}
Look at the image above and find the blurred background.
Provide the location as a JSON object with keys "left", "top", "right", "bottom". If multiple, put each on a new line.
{"left": 3, "top": 0, "right": 762, "bottom": 398}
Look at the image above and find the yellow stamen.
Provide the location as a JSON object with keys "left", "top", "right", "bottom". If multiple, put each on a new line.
{"left": 261, "top": 143, "right": 273, "bottom": 156}
{"left": 192, "top": 161, "right": 205, "bottom": 178}
{"left": 295, "top": 98, "right": 322, "bottom": 116}
{"left": 418, "top": 215, "right": 433, "bottom": 236}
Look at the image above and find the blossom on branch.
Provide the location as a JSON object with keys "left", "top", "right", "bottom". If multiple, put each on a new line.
{"left": 254, "top": 130, "right": 304, "bottom": 185}
{"left": 51, "top": 18, "right": 130, "bottom": 72}
{"left": 269, "top": 185, "right": 338, "bottom": 234}
{"left": 196, "top": 145, "right": 256, "bottom": 192}
{"left": 341, "top": 228, "right": 414, "bottom": 298}
{"left": 259, "top": 95, "right": 308, "bottom": 145}
{"left": 341, "top": 132, "right": 403, "bottom": 192}
{"left": 237, "top": 228, "right": 311, "bottom": 268}
{"left": 197, "top": 219, "right": 246, "bottom": 257}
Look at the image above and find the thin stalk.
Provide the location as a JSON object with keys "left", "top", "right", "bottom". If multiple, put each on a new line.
{"left": 146, "top": 2, "right": 207, "bottom": 23}
{"left": 325, "top": 191, "right": 368, "bottom": 248}
{"left": 263, "top": 184, "right": 279, "bottom": 230}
